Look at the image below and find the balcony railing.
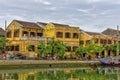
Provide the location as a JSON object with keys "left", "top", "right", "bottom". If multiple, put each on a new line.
{"left": 21, "top": 36, "right": 28, "bottom": 40}
{"left": 21, "top": 36, "right": 53, "bottom": 41}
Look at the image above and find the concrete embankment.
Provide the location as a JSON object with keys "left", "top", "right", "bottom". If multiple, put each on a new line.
{"left": 0, "top": 60, "right": 100, "bottom": 66}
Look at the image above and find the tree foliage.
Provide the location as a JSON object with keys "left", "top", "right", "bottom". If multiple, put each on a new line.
{"left": 75, "top": 46, "right": 87, "bottom": 56}
{"left": 107, "top": 43, "right": 120, "bottom": 53}
{"left": 37, "top": 40, "right": 66, "bottom": 59}
{"left": 86, "top": 44, "right": 104, "bottom": 54}
{"left": 0, "top": 37, "right": 7, "bottom": 48}
{"left": 0, "top": 37, "right": 8, "bottom": 53}
{"left": 37, "top": 42, "right": 50, "bottom": 57}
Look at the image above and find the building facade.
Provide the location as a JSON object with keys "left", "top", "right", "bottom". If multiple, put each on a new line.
{"left": 6, "top": 20, "right": 80, "bottom": 56}
{"left": 6, "top": 20, "right": 44, "bottom": 57}
{"left": 79, "top": 30, "right": 115, "bottom": 58}
{"left": 6, "top": 20, "right": 117, "bottom": 58}
{"left": 43, "top": 23, "right": 80, "bottom": 54}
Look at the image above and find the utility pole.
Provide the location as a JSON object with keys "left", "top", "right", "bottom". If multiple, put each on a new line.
{"left": 117, "top": 25, "right": 119, "bottom": 56}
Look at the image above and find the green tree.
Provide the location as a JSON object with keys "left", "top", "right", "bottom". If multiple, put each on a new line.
{"left": 86, "top": 44, "right": 104, "bottom": 54}
{"left": 37, "top": 40, "right": 66, "bottom": 59}
{"left": 37, "top": 42, "right": 50, "bottom": 58}
{"left": 107, "top": 43, "right": 120, "bottom": 54}
{"left": 26, "top": 45, "right": 33, "bottom": 51}
{"left": 75, "top": 46, "right": 87, "bottom": 59}
{"left": 47, "top": 40, "right": 66, "bottom": 59}
{"left": 0, "top": 36, "right": 7, "bottom": 53}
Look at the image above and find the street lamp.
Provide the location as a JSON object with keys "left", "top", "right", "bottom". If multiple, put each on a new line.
{"left": 117, "top": 25, "right": 119, "bottom": 56}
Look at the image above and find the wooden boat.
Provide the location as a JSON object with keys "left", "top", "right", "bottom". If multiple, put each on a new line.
{"left": 99, "top": 56, "right": 120, "bottom": 66}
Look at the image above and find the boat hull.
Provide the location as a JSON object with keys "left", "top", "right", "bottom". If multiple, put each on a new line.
{"left": 99, "top": 59, "right": 120, "bottom": 66}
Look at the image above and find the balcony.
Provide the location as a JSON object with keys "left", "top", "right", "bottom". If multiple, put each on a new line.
{"left": 21, "top": 36, "right": 28, "bottom": 40}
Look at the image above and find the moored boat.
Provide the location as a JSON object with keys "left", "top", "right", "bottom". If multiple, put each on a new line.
{"left": 99, "top": 56, "right": 120, "bottom": 66}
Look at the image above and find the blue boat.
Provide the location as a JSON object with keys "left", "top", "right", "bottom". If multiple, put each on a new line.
{"left": 99, "top": 56, "right": 120, "bottom": 66}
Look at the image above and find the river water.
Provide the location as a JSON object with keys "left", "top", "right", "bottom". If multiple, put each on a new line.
{"left": 0, "top": 66, "right": 119, "bottom": 80}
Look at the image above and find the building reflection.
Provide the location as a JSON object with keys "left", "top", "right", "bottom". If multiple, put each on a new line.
{"left": 0, "top": 67, "right": 119, "bottom": 80}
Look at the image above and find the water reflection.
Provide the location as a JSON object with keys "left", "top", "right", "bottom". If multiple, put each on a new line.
{"left": 0, "top": 67, "right": 119, "bottom": 80}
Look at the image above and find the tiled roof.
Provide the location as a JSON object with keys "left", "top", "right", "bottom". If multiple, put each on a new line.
{"left": 85, "top": 31, "right": 101, "bottom": 36}
{"left": 14, "top": 20, "right": 42, "bottom": 29}
{"left": 51, "top": 22, "right": 69, "bottom": 27}
{"left": 102, "top": 28, "right": 120, "bottom": 41}
{"left": 0, "top": 28, "right": 5, "bottom": 36}
{"left": 37, "top": 22, "right": 48, "bottom": 28}
{"left": 102, "top": 28, "right": 120, "bottom": 35}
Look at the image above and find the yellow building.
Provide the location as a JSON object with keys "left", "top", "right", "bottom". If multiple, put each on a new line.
{"left": 79, "top": 30, "right": 115, "bottom": 58}
{"left": 6, "top": 20, "right": 80, "bottom": 56}
{"left": 6, "top": 20, "right": 116, "bottom": 58}
{"left": 6, "top": 20, "right": 45, "bottom": 57}
{"left": 43, "top": 22, "right": 80, "bottom": 54}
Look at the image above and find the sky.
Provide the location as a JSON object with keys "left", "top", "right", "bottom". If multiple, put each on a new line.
{"left": 0, "top": 0, "right": 120, "bottom": 32}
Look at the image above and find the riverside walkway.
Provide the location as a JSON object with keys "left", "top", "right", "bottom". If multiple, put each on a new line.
{"left": 0, "top": 60, "right": 100, "bottom": 66}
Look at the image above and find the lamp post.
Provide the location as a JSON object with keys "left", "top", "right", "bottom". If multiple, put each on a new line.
{"left": 117, "top": 25, "right": 119, "bottom": 56}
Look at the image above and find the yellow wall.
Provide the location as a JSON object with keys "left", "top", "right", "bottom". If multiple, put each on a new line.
{"left": 6, "top": 20, "right": 116, "bottom": 58}
{"left": 6, "top": 21, "right": 43, "bottom": 56}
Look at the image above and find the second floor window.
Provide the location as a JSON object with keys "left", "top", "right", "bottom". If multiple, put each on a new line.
{"left": 37, "top": 33, "right": 43, "bottom": 37}
{"left": 100, "top": 39, "right": 107, "bottom": 44}
{"left": 108, "top": 40, "right": 112, "bottom": 44}
{"left": 22, "top": 31, "right": 28, "bottom": 37}
{"left": 65, "top": 32, "right": 71, "bottom": 38}
{"left": 73, "top": 33, "right": 78, "bottom": 38}
{"left": 56, "top": 32, "right": 63, "bottom": 38}
{"left": 7, "top": 31, "right": 11, "bottom": 38}
{"left": 30, "top": 32, "right": 35, "bottom": 37}
{"left": 14, "top": 29, "right": 19, "bottom": 37}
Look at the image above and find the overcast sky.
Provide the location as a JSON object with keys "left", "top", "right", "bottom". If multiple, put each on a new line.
{"left": 0, "top": 0, "right": 120, "bottom": 32}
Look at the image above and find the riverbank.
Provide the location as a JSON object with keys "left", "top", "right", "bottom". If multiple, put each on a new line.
{"left": 0, "top": 60, "right": 100, "bottom": 66}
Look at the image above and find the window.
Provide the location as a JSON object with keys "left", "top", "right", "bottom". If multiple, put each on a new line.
{"left": 28, "top": 45, "right": 35, "bottom": 51}
{"left": 108, "top": 40, "right": 112, "bottom": 44}
{"left": 65, "top": 32, "right": 71, "bottom": 38}
{"left": 79, "top": 41, "right": 84, "bottom": 45}
{"left": 95, "top": 38, "right": 98, "bottom": 43}
{"left": 66, "top": 46, "right": 71, "bottom": 52}
{"left": 30, "top": 32, "right": 35, "bottom": 37}
{"left": 100, "top": 39, "right": 107, "bottom": 44}
{"left": 56, "top": 32, "right": 63, "bottom": 38}
{"left": 86, "top": 40, "right": 91, "bottom": 44}
{"left": 73, "top": 33, "right": 78, "bottom": 38}
{"left": 11, "top": 46, "right": 14, "bottom": 51}
{"left": 6, "top": 46, "right": 10, "bottom": 51}
{"left": 73, "top": 46, "right": 78, "bottom": 51}
{"left": 14, "top": 29, "right": 19, "bottom": 37}
{"left": 14, "top": 45, "right": 19, "bottom": 51}
{"left": 22, "top": 31, "right": 28, "bottom": 37}
{"left": 37, "top": 33, "right": 43, "bottom": 37}
{"left": 7, "top": 31, "right": 11, "bottom": 38}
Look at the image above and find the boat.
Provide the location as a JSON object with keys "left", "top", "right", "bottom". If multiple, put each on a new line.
{"left": 99, "top": 56, "right": 120, "bottom": 66}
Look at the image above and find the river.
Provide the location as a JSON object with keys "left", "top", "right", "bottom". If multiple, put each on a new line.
{"left": 0, "top": 66, "right": 119, "bottom": 80}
